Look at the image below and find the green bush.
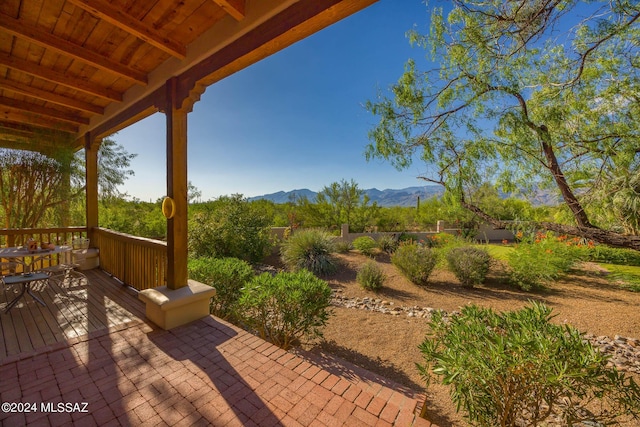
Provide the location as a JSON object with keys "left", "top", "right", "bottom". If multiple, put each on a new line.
{"left": 352, "top": 236, "right": 378, "bottom": 257}
{"left": 280, "top": 229, "right": 337, "bottom": 275}
{"left": 507, "top": 237, "right": 583, "bottom": 291}
{"left": 357, "top": 260, "right": 386, "bottom": 291}
{"left": 418, "top": 303, "right": 640, "bottom": 426}
{"left": 446, "top": 246, "right": 491, "bottom": 288}
{"left": 188, "top": 257, "right": 254, "bottom": 319}
{"left": 391, "top": 242, "right": 437, "bottom": 286}
{"left": 376, "top": 235, "right": 398, "bottom": 254}
{"left": 188, "top": 194, "right": 273, "bottom": 263}
{"left": 584, "top": 245, "right": 640, "bottom": 266}
{"left": 238, "top": 270, "right": 333, "bottom": 350}
{"left": 334, "top": 240, "right": 353, "bottom": 253}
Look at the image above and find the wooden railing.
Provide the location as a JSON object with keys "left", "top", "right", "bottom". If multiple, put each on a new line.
{"left": 93, "top": 227, "right": 167, "bottom": 291}
{"left": 0, "top": 226, "right": 88, "bottom": 248}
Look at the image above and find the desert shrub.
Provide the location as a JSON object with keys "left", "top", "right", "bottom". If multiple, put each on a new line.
{"left": 188, "top": 194, "right": 273, "bottom": 263}
{"left": 418, "top": 303, "right": 640, "bottom": 426}
{"left": 376, "top": 235, "right": 398, "bottom": 254}
{"left": 334, "top": 240, "right": 353, "bottom": 253}
{"left": 357, "top": 260, "right": 386, "bottom": 291}
{"left": 238, "top": 270, "right": 332, "bottom": 350}
{"left": 391, "top": 241, "right": 437, "bottom": 286}
{"left": 507, "top": 235, "right": 583, "bottom": 291}
{"left": 446, "top": 246, "right": 490, "bottom": 288}
{"left": 280, "top": 229, "right": 337, "bottom": 275}
{"left": 187, "top": 257, "right": 254, "bottom": 319}
{"left": 397, "top": 232, "right": 420, "bottom": 243}
{"left": 352, "top": 236, "right": 378, "bottom": 257}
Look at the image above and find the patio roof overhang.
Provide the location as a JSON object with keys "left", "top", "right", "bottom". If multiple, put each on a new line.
{"left": 0, "top": 0, "right": 377, "bottom": 149}
{"left": 0, "top": 0, "right": 378, "bottom": 303}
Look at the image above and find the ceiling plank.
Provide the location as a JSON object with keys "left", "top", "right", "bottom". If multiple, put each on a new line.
{"left": 0, "top": 96, "right": 90, "bottom": 125}
{"left": 66, "top": 0, "right": 187, "bottom": 60}
{"left": 0, "top": 79, "right": 104, "bottom": 115}
{"left": 0, "top": 13, "right": 147, "bottom": 85}
{"left": 212, "top": 0, "right": 245, "bottom": 21}
{"left": 0, "top": 109, "right": 79, "bottom": 133}
{"left": 0, "top": 53, "right": 122, "bottom": 101}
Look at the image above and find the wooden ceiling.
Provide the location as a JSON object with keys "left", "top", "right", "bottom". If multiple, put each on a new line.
{"left": 0, "top": 0, "right": 376, "bottom": 151}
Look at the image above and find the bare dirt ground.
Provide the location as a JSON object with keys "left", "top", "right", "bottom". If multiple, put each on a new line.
{"left": 294, "top": 252, "right": 640, "bottom": 426}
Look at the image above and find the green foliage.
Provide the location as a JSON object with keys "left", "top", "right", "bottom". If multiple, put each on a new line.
{"left": 352, "top": 236, "right": 378, "bottom": 257}
{"left": 187, "top": 257, "right": 254, "bottom": 319}
{"left": 376, "top": 235, "right": 398, "bottom": 254}
{"left": 334, "top": 240, "right": 353, "bottom": 253}
{"left": 391, "top": 241, "right": 437, "bottom": 286}
{"left": 583, "top": 246, "right": 640, "bottom": 267}
{"left": 365, "top": 0, "right": 640, "bottom": 247}
{"left": 507, "top": 233, "right": 583, "bottom": 291}
{"left": 280, "top": 229, "right": 337, "bottom": 275}
{"left": 238, "top": 270, "right": 333, "bottom": 350}
{"left": 446, "top": 246, "right": 490, "bottom": 288}
{"left": 356, "top": 260, "right": 386, "bottom": 291}
{"left": 312, "top": 179, "right": 379, "bottom": 232}
{"left": 418, "top": 303, "right": 640, "bottom": 426}
{"left": 188, "top": 194, "right": 273, "bottom": 263}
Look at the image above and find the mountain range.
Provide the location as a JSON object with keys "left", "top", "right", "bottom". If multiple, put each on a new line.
{"left": 248, "top": 186, "right": 444, "bottom": 207}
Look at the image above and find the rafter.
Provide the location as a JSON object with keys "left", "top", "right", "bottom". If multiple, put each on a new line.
{"left": 0, "top": 109, "right": 79, "bottom": 133}
{"left": 212, "top": 0, "right": 245, "bottom": 21}
{"left": 0, "top": 79, "right": 104, "bottom": 115}
{"left": 0, "top": 96, "right": 89, "bottom": 125}
{"left": 0, "top": 53, "right": 122, "bottom": 102}
{"left": 66, "top": 0, "right": 186, "bottom": 59}
{"left": 0, "top": 13, "right": 147, "bottom": 85}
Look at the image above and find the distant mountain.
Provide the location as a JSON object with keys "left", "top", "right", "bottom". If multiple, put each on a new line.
{"left": 248, "top": 186, "right": 444, "bottom": 207}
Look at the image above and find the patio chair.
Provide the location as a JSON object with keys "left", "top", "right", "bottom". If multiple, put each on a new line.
{"left": 40, "top": 246, "right": 86, "bottom": 288}
{"left": 1, "top": 261, "right": 20, "bottom": 293}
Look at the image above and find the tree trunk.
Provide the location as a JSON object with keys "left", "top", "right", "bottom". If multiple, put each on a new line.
{"left": 460, "top": 199, "right": 640, "bottom": 251}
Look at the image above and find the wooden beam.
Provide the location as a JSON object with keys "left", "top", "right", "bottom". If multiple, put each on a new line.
{"left": 66, "top": 0, "right": 186, "bottom": 60}
{"left": 0, "top": 79, "right": 104, "bottom": 115}
{"left": 0, "top": 53, "right": 122, "bottom": 102}
{"left": 0, "top": 13, "right": 147, "bottom": 85}
{"left": 85, "top": 133, "right": 99, "bottom": 243}
{"left": 212, "top": 0, "right": 245, "bottom": 21}
{"left": 165, "top": 78, "right": 188, "bottom": 290}
{"left": 0, "top": 96, "right": 89, "bottom": 125}
{"left": 0, "top": 109, "right": 79, "bottom": 133}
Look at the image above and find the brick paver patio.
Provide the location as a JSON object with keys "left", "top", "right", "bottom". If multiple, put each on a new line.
{"left": 0, "top": 313, "right": 434, "bottom": 426}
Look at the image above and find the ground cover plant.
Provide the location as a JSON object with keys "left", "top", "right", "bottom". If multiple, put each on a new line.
{"left": 418, "top": 303, "right": 640, "bottom": 426}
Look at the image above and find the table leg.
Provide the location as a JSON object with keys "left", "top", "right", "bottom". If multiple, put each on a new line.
{"left": 4, "top": 283, "right": 27, "bottom": 313}
{"left": 27, "top": 282, "right": 46, "bottom": 306}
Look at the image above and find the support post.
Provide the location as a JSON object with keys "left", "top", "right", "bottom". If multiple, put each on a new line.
{"left": 165, "top": 78, "right": 189, "bottom": 290}
{"left": 85, "top": 133, "right": 99, "bottom": 244}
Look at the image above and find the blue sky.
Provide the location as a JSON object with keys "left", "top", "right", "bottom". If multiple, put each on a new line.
{"left": 113, "top": 1, "right": 435, "bottom": 202}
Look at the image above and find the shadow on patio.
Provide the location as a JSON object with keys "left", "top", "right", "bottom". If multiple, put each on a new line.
{"left": 0, "top": 269, "right": 433, "bottom": 426}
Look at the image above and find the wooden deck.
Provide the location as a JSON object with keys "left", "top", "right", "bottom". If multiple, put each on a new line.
{"left": 0, "top": 268, "right": 145, "bottom": 362}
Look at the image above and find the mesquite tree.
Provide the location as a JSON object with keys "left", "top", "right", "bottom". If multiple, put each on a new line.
{"left": 0, "top": 137, "right": 135, "bottom": 230}
{"left": 366, "top": 0, "right": 640, "bottom": 250}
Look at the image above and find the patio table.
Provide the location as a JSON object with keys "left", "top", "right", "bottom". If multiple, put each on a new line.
{"left": 0, "top": 245, "right": 71, "bottom": 273}
{"left": 2, "top": 272, "right": 49, "bottom": 313}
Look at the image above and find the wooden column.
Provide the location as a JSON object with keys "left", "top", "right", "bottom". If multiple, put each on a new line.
{"left": 165, "top": 78, "right": 189, "bottom": 290}
{"left": 85, "top": 133, "right": 99, "bottom": 243}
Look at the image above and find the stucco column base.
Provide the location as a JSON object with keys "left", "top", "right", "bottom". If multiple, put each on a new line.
{"left": 138, "top": 280, "right": 216, "bottom": 330}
